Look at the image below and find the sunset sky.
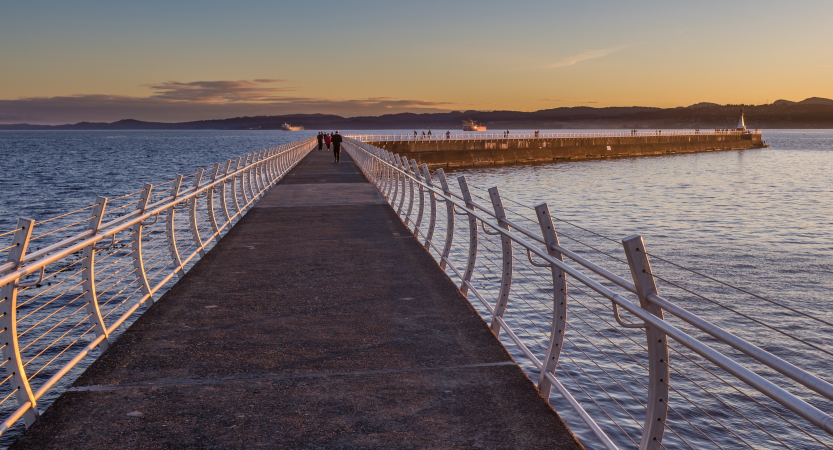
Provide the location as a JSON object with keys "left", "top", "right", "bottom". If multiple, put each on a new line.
{"left": 2, "top": 0, "right": 832, "bottom": 124}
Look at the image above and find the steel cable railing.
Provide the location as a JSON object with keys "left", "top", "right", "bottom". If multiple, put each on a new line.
{"left": 344, "top": 138, "right": 833, "bottom": 450}
{"left": 0, "top": 137, "right": 315, "bottom": 439}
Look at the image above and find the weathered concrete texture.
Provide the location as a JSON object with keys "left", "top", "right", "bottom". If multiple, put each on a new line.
{"left": 10, "top": 150, "right": 583, "bottom": 449}
{"left": 369, "top": 133, "right": 765, "bottom": 168}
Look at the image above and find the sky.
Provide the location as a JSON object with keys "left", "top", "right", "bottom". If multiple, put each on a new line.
{"left": 2, "top": 0, "right": 832, "bottom": 124}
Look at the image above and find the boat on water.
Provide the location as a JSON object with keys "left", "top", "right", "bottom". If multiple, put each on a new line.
{"left": 462, "top": 118, "right": 486, "bottom": 131}
{"left": 281, "top": 123, "right": 304, "bottom": 131}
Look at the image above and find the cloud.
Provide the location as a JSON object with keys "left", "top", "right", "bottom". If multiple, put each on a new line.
{"left": 548, "top": 45, "right": 627, "bottom": 68}
{"left": 145, "top": 79, "right": 294, "bottom": 102}
{"left": 541, "top": 98, "right": 599, "bottom": 104}
{"left": 0, "top": 81, "right": 460, "bottom": 124}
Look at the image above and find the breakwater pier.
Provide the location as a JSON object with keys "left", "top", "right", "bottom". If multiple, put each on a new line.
{"left": 355, "top": 130, "right": 765, "bottom": 168}
{"left": 1, "top": 134, "right": 832, "bottom": 449}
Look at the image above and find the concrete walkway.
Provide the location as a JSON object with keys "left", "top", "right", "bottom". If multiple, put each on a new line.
{"left": 10, "top": 149, "right": 583, "bottom": 449}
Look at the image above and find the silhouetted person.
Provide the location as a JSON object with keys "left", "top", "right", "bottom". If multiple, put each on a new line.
{"left": 317, "top": 132, "right": 324, "bottom": 151}
{"left": 422, "top": 131, "right": 426, "bottom": 139}
{"left": 331, "top": 131, "right": 343, "bottom": 163}
{"left": 428, "top": 130, "right": 432, "bottom": 137}
{"left": 324, "top": 133, "right": 332, "bottom": 150}
{"left": 414, "top": 130, "right": 418, "bottom": 139}
{"left": 446, "top": 130, "right": 451, "bottom": 139}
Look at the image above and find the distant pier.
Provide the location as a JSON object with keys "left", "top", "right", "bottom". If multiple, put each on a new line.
{"left": 355, "top": 130, "right": 765, "bottom": 168}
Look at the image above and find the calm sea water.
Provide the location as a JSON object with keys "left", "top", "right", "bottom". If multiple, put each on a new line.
{"left": 0, "top": 129, "right": 831, "bottom": 448}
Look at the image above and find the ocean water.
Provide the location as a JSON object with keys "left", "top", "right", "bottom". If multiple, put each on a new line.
{"left": 1, "top": 129, "right": 832, "bottom": 448}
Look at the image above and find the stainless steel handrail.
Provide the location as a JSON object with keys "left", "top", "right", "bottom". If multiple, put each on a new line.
{"left": 343, "top": 137, "right": 833, "bottom": 450}
{"left": 0, "top": 137, "right": 316, "bottom": 436}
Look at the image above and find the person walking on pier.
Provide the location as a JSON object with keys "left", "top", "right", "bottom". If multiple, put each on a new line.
{"left": 446, "top": 130, "right": 451, "bottom": 139}
{"left": 427, "top": 130, "right": 432, "bottom": 138}
{"left": 317, "top": 132, "right": 324, "bottom": 151}
{"left": 324, "top": 132, "right": 332, "bottom": 150}
{"left": 331, "top": 131, "right": 343, "bottom": 163}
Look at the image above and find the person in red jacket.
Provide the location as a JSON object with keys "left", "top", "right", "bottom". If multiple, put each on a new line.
{"left": 324, "top": 133, "right": 332, "bottom": 151}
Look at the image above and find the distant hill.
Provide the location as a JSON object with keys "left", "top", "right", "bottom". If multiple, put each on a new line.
{"left": 2, "top": 98, "right": 833, "bottom": 130}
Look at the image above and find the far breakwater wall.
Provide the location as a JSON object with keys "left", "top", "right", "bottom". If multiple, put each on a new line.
{"left": 366, "top": 133, "right": 765, "bottom": 169}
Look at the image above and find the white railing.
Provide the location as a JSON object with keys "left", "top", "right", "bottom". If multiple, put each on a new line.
{"left": 0, "top": 137, "right": 315, "bottom": 438}
{"left": 344, "top": 138, "right": 833, "bottom": 450}
{"left": 347, "top": 130, "right": 763, "bottom": 142}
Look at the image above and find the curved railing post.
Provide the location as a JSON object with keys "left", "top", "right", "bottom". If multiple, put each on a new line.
{"left": 231, "top": 157, "right": 243, "bottom": 217}
{"left": 420, "top": 164, "right": 437, "bottom": 249}
{"left": 436, "top": 169, "right": 455, "bottom": 270}
{"left": 402, "top": 156, "right": 415, "bottom": 226}
{"left": 390, "top": 153, "right": 400, "bottom": 209}
{"left": 207, "top": 163, "right": 221, "bottom": 240}
{"left": 377, "top": 152, "right": 388, "bottom": 197}
{"left": 220, "top": 160, "right": 233, "bottom": 228}
{"left": 131, "top": 183, "right": 154, "bottom": 305}
{"left": 82, "top": 197, "right": 111, "bottom": 351}
{"left": 411, "top": 160, "right": 425, "bottom": 236}
{"left": 0, "top": 218, "right": 40, "bottom": 426}
{"left": 457, "top": 176, "right": 478, "bottom": 295}
{"left": 488, "top": 187, "right": 513, "bottom": 336}
{"left": 239, "top": 155, "right": 251, "bottom": 207}
{"left": 166, "top": 175, "right": 185, "bottom": 279}
{"left": 384, "top": 152, "right": 396, "bottom": 201}
{"left": 189, "top": 169, "right": 206, "bottom": 257}
{"left": 396, "top": 156, "right": 407, "bottom": 216}
{"left": 534, "top": 203, "right": 567, "bottom": 401}
{"left": 623, "top": 235, "right": 669, "bottom": 450}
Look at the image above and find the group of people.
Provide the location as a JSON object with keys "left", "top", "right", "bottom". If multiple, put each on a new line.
{"left": 413, "top": 130, "right": 453, "bottom": 139}
{"left": 316, "top": 131, "right": 343, "bottom": 163}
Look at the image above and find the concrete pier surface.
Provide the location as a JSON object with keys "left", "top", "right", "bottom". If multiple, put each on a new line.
{"left": 10, "top": 149, "right": 583, "bottom": 449}
{"left": 368, "top": 133, "right": 765, "bottom": 168}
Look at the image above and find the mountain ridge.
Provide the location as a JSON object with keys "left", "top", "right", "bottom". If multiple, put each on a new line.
{"left": 2, "top": 98, "right": 832, "bottom": 130}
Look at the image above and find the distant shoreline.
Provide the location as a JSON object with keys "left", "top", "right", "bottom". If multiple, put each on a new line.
{"left": 3, "top": 98, "right": 833, "bottom": 131}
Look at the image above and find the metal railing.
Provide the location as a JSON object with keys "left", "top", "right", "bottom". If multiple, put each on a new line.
{"left": 344, "top": 138, "right": 833, "bottom": 450}
{"left": 0, "top": 138, "right": 315, "bottom": 438}
{"left": 347, "top": 130, "right": 763, "bottom": 142}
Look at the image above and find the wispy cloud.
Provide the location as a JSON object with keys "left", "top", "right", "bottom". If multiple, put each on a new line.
{"left": 145, "top": 79, "right": 293, "bottom": 102}
{"left": 548, "top": 45, "right": 627, "bottom": 68}
{"left": 541, "top": 98, "right": 600, "bottom": 104}
{"left": 0, "top": 80, "right": 460, "bottom": 124}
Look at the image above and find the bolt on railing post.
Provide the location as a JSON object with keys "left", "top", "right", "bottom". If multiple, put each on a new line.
{"left": 207, "top": 163, "right": 221, "bottom": 239}
{"left": 131, "top": 183, "right": 154, "bottom": 305}
{"left": 436, "top": 169, "right": 455, "bottom": 270}
{"left": 166, "top": 175, "right": 185, "bottom": 279}
{"left": 0, "top": 218, "right": 41, "bottom": 426}
{"left": 412, "top": 160, "right": 426, "bottom": 237}
{"left": 623, "top": 235, "right": 670, "bottom": 450}
{"left": 189, "top": 169, "right": 206, "bottom": 257}
{"left": 403, "top": 156, "right": 415, "bottom": 226}
{"left": 457, "top": 176, "right": 478, "bottom": 295}
{"left": 420, "top": 164, "right": 437, "bottom": 249}
{"left": 534, "top": 203, "right": 567, "bottom": 401}
{"left": 82, "top": 197, "right": 111, "bottom": 352}
{"left": 488, "top": 187, "right": 513, "bottom": 336}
